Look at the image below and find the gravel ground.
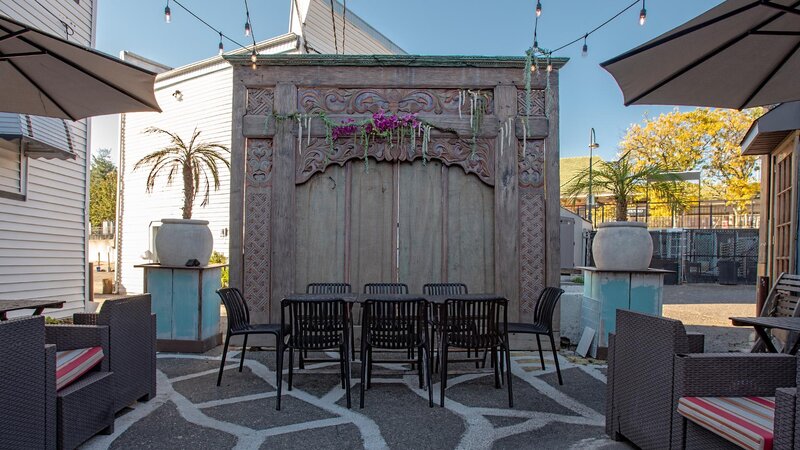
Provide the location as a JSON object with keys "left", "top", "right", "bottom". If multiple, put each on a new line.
{"left": 661, "top": 283, "right": 757, "bottom": 352}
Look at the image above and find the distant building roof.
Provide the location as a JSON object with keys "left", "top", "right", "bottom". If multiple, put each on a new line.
{"left": 560, "top": 156, "right": 608, "bottom": 197}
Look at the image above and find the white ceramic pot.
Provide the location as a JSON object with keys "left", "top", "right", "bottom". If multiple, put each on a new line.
{"left": 592, "top": 221, "right": 653, "bottom": 271}
{"left": 155, "top": 218, "right": 213, "bottom": 267}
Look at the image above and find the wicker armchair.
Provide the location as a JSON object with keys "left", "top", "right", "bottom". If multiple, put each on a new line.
{"left": 0, "top": 316, "right": 115, "bottom": 450}
{"left": 73, "top": 294, "right": 156, "bottom": 412}
{"left": 605, "top": 309, "right": 705, "bottom": 449}
{"left": 607, "top": 309, "right": 798, "bottom": 450}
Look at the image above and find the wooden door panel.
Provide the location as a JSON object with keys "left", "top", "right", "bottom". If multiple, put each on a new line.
{"left": 294, "top": 165, "right": 347, "bottom": 292}
{"left": 349, "top": 161, "right": 396, "bottom": 291}
{"left": 398, "top": 161, "right": 444, "bottom": 292}
{"left": 446, "top": 169, "right": 495, "bottom": 292}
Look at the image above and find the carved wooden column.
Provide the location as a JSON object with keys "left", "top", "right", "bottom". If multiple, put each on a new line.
{"left": 229, "top": 75, "right": 247, "bottom": 296}
{"left": 494, "top": 84, "right": 520, "bottom": 321}
{"left": 270, "top": 83, "right": 298, "bottom": 321}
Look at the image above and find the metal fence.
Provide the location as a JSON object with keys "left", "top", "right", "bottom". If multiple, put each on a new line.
{"left": 584, "top": 228, "right": 759, "bottom": 285}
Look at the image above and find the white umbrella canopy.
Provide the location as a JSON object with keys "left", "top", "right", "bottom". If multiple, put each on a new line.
{"left": 601, "top": 0, "right": 800, "bottom": 109}
{"left": 0, "top": 14, "right": 161, "bottom": 120}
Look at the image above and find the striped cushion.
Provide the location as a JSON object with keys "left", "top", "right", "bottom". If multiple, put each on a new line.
{"left": 55, "top": 347, "right": 104, "bottom": 391}
{"left": 678, "top": 396, "right": 775, "bottom": 450}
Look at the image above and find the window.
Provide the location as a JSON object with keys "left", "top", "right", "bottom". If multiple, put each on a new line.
{"left": 0, "top": 139, "right": 26, "bottom": 200}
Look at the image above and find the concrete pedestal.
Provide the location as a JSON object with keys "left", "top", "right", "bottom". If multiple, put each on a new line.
{"left": 136, "top": 263, "right": 226, "bottom": 353}
{"left": 579, "top": 267, "right": 670, "bottom": 358}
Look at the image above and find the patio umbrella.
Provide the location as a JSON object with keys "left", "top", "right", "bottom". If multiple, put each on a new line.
{"left": 601, "top": 0, "right": 800, "bottom": 109}
{"left": 0, "top": 14, "right": 160, "bottom": 120}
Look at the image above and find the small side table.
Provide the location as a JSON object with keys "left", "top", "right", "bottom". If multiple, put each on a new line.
{"left": 136, "top": 263, "right": 226, "bottom": 353}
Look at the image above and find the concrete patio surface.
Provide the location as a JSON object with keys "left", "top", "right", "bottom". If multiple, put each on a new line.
{"left": 80, "top": 348, "right": 629, "bottom": 450}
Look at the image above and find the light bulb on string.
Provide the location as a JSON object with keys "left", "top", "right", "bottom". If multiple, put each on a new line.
{"left": 245, "top": 12, "right": 251, "bottom": 36}
{"left": 547, "top": 57, "right": 553, "bottom": 73}
{"left": 164, "top": 1, "right": 171, "bottom": 23}
{"left": 536, "top": 1, "right": 542, "bottom": 17}
{"left": 218, "top": 33, "right": 224, "bottom": 56}
{"left": 639, "top": 0, "right": 647, "bottom": 26}
{"left": 581, "top": 34, "right": 589, "bottom": 57}
{"left": 250, "top": 50, "right": 258, "bottom": 64}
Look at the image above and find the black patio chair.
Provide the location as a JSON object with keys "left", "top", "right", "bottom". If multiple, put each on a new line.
{"left": 423, "top": 283, "right": 468, "bottom": 371}
{"left": 278, "top": 297, "right": 352, "bottom": 410}
{"left": 216, "top": 288, "right": 286, "bottom": 387}
{"left": 439, "top": 296, "right": 512, "bottom": 407}
{"left": 504, "top": 287, "right": 565, "bottom": 385}
{"left": 303, "top": 283, "right": 354, "bottom": 364}
{"left": 360, "top": 297, "right": 433, "bottom": 408}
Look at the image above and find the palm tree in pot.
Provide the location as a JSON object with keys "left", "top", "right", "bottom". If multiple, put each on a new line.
{"left": 563, "top": 152, "right": 683, "bottom": 270}
{"left": 133, "top": 127, "right": 230, "bottom": 266}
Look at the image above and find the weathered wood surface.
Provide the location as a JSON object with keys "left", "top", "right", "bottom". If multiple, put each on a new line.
{"left": 398, "top": 161, "right": 444, "bottom": 291}
{"left": 493, "top": 85, "right": 520, "bottom": 321}
{"left": 447, "top": 167, "right": 494, "bottom": 292}
{"left": 348, "top": 162, "right": 396, "bottom": 291}
{"left": 229, "top": 83, "right": 247, "bottom": 296}
{"left": 294, "top": 165, "right": 347, "bottom": 292}
{"left": 269, "top": 83, "right": 298, "bottom": 321}
{"left": 545, "top": 71, "right": 562, "bottom": 331}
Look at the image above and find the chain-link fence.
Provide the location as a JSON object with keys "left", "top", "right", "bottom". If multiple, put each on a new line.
{"left": 584, "top": 228, "right": 759, "bottom": 285}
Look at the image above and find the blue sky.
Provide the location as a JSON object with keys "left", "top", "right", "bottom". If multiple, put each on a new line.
{"left": 93, "top": 0, "right": 725, "bottom": 160}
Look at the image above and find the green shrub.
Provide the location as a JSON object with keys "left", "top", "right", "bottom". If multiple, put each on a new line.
{"left": 570, "top": 275, "right": 584, "bottom": 285}
{"left": 209, "top": 251, "right": 229, "bottom": 288}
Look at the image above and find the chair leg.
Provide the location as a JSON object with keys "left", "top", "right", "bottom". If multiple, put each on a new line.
{"left": 339, "top": 352, "right": 346, "bottom": 389}
{"left": 492, "top": 346, "right": 500, "bottom": 388}
{"left": 423, "top": 345, "right": 433, "bottom": 408}
{"left": 549, "top": 332, "right": 563, "bottom": 385}
{"left": 440, "top": 341, "right": 449, "bottom": 407}
{"left": 299, "top": 350, "right": 305, "bottom": 369}
{"left": 239, "top": 334, "right": 249, "bottom": 372}
{"left": 482, "top": 348, "right": 490, "bottom": 369}
{"left": 360, "top": 344, "right": 368, "bottom": 408}
{"left": 343, "top": 343, "right": 352, "bottom": 409}
{"left": 288, "top": 347, "right": 294, "bottom": 391}
{"left": 217, "top": 333, "right": 231, "bottom": 386}
{"left": 504, "top": 343, "right": 513, "bottom": 408}
{"left": 535, "top": 334, "right": 546, "bottom": 370}
{"left": 367, "top": 347, "right": 373, "bottom": 389}
{"left": 499, "top": 346, "right": 505, "bottom": 382}
{"left": 276, "top": 342, "right": 284, "bottom": 411}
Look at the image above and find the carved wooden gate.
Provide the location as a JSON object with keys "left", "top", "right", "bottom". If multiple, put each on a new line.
{"left": 228, "top": 55, "right": 563, "bottom": 326}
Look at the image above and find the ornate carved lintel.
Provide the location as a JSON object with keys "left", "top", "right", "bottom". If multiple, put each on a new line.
{"left": 298, "top": 88, "right": 494, "bottom": 116}
{"left": 295, "top": 137, "right": 495, "bottom": 186}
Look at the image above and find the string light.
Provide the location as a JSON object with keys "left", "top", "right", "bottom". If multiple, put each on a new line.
{"left": 245, "top": 16, "right": 251, "bottom": 36}
{"left": 581, "top": 34, "right": 589, "bottom": 57}
{"left": 164, "top": 0, "right": 171, "bottom": 23}
{"left": 536, "top": 1, "right": 542, "bottom": 17}
{"left": 639, "top": 0, "right": 647, "bottom": 26}
{"left": 250, "top": 50, "right": 257, "bottom": 63}
{"left": 547, "top": 57, "right": 553, "bottom": 72}
{"left": 218, "top": 32, "right": 224, "bottom": 55}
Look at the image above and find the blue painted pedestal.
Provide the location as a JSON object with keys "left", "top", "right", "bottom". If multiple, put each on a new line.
{"left": 579, "top": 267, "right": 670, "bottom": 358}
{"left": 136, "top": 263, "right": 226, "bottom": 353}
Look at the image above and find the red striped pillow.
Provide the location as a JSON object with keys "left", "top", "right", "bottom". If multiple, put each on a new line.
{"left": 55, "top": 347, "right": 104, "bottom": 391}
{"left": 677, "top": 396, "right": 775, "bottom": 450}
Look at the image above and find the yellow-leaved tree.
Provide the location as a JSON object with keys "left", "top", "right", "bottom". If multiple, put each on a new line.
{"left": 620, "top": 108, "right": 764, "bottom": 222}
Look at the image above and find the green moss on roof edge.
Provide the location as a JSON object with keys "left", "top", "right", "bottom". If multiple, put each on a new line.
{"left": 225, "top": 54, "right": 569, "bottom": 69}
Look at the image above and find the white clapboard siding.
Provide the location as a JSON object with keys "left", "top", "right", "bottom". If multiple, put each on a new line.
{"left": 0, "top": 0, "right": 95, "bottom": 317}
{"left": 118, "top": 0, "right": 405, "bottom": 293}
{"left": 298, "top": 0, "right": 405, "bottom": 55}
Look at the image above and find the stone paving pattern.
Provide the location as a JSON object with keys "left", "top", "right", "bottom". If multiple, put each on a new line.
{"left": 82, "top": 347, "right": 631, "bottom": 450}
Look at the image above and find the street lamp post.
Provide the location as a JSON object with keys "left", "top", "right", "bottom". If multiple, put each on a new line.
{"left": 588, "top": 128, "right": 599, "bottom": 225}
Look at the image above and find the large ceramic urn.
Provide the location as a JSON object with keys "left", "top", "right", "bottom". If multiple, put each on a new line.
{"left": 155, "top": 219, "right": 213, "bottom": 267}
{"left": 591, "top": 221, "right": 653, "bottom": 271}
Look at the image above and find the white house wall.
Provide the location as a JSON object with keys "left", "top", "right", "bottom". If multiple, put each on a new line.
{"left": 0, "top": 0, "right": 95, "bottom": 315}
{"left": 118, "top": 0, "right": 404, "bottom": 293}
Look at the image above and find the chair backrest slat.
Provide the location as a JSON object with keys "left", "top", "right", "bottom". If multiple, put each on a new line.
{"left": 423, "top": 283, "right": 468, "bottom": 296}
{"left": 364, "top": 283, "right": 408, "bottom": 294}
{"left": 533, "top": 287, "right": 565, "bottom": 328}
{"left": 217, "top": 288, "right": 250, "bottom": 332}
{"left": 306, "top": 283, "right": 352, "bottom": 294}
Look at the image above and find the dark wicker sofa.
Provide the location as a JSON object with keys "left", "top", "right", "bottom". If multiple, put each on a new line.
{"left": 606, "top": 309, "right": 797, "bottom": 450}
{"left": 0, "top": 316, "right": 115, "bottom": 450}
{"left": 73, "top": 293, "right": 156, "bottom": 412}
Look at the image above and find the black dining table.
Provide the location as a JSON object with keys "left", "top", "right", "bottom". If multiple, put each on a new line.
{"left": 0, "top": 299, "right": 66, "bottom": 320}
{"left": 730, "top": 316, "right": 800, "bottom": 354}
